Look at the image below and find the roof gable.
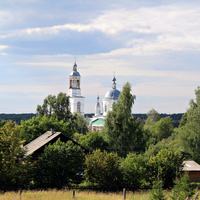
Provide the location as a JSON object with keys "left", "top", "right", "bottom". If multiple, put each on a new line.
{"left": 25, "top": 131, "right": 66, "bottom": 156}
{"left": 182, "top": 160, "right": 200, "bottom": 171}
{"left": 24, "top": 130, "right": 89, "bottom": 160}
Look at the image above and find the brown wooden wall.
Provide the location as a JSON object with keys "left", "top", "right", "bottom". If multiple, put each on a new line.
{"left": 182, "top": 171, "right": 200, "bottom": 182}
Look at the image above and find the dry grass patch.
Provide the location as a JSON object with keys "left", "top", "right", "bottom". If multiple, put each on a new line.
{"left": 0, "top": 189, "right": 150, "bottom": 200}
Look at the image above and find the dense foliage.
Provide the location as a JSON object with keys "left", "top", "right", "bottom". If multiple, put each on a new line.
{"left": 36, "top": 92, "right": 72, "bottom": 122}
{"left": 180, "top": 86, "right": 200, "bottom": 163}
{"left": 149, "top": 177, "right": 166, "bottom": 200}
{"left": 147, "top": 149, "right": 184, "bottom": 188}
{"left": 20, "top": 115, "right": 74, "bottom": 145}
{"left": 170, "top": 173, "right": 196, "bottom": 200}
{"left": 104, "top": 82, "right": 146, "bottom": 157}
{"left": 120, "top": 153, "right": 147, "bottom": 188}
{"left": 33, "top": 139, "right": 85, "bottom": 188}
{"left": 1, "top": 86, "right": 200, "bottom": 192}
{"left": 0, "top": 121, "right": 31, "bottom": 190}
{"left": 0, "top": 113, "right": 183, "bottom": 126}
{"left": 84, "top": 150, "right": 122, "bottom": 187}
{"left": 0, "top": 113, "right": 36, "bottom": 124}
{"left": 79, "top": 131, "right": 109, "bottom": 151}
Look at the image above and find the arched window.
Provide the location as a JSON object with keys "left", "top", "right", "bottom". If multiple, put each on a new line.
{"left": 105, "top": 105, "right": 107, "bottom": 113}
{"left": 77, "top": 80, "right": 80, "bottom": 88}
{"left": 77, "top": 101, "right": 81, "bottom": 112}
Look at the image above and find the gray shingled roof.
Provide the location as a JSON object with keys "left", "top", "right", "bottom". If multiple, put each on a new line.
{"left": 182, "top": 160, "right": 200, "bottom": 171}
{"left": 24, "top": 131, "right": 64, "bottom": 156}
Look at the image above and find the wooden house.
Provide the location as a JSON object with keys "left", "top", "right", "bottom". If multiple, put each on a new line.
{"left": 24, "top": 129, "right": 89, "bottom": 162}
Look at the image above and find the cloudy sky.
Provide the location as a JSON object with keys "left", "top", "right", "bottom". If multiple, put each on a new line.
{"left": 0, "top": 0, "right": 200, "bottom": 114}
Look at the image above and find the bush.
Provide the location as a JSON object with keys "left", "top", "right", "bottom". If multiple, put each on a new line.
{"left": 148, "top": 149, "right": 184, "bottom": 188}
{"left": 120, "top": 153, "right": 147, "bottom": 188}
{"left": 84, "top": 149, "right": 122, "bottom": 187}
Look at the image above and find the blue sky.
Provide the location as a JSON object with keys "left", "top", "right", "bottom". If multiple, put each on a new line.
{"left": 0, "top": 0, "right": 200, "bottom": 114}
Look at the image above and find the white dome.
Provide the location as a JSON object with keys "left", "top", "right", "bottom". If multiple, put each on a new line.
{"left": 104, "top": 89, "right": 120, "bottom": 100}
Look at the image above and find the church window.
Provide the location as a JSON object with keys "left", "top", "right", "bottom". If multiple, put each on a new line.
{"left": 70, "top": 80, "right": 72, "bottom": 88}
{"left": 77, "top": 101, "right": 81, "bottom": 112}
{"left": 77, "top": 80, "right": 80, "bottom": 88}
{"left": 105, "top": 105, "right": 107, "bottom": 112}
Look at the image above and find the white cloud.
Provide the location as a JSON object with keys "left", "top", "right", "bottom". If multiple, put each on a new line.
{"left": 0, "top": 85, "right": 66, "bottom": 95}
{"left": 134, "top": 82, "right": 194, "bottom": 97}
{"left": 1, "top": 4, "right": 200, "bottom": 54}
{"left": 0, "top": 45, "right": 8, "bottom": 50}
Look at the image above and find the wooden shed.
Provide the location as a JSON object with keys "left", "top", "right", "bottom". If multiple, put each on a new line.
{"left": 181, "top": 160, "right": 200, "bottom": 182}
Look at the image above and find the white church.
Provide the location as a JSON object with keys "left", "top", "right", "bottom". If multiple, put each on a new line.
{"left": 67, "top": 60, "right": 121, "bottom": 131}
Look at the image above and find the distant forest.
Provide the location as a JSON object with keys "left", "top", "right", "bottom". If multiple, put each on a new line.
{"left": 0, "top": 112, "right": 184, "bottom": 126}
{"left": 132, "top": 113, "right": 184, "bottom": 127}
{"left": 0, "top": 113, "right": 36, "bottom": 124}
{"left": 85, "top": 113, "right": 184, "bottom": 120}
{"left": 132, "top": 113, "right": 184, "bottom": 121}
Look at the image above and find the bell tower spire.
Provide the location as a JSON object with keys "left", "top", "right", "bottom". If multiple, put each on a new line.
{"left": 67, "top": 58, "right": 85, "bottom": 115}
{"left": 112, "top": 71, "right": 116, "bottom": 89}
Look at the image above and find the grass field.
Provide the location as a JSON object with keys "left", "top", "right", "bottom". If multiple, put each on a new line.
{"left": 1, "top": 189, "right": 198, "bottom": 200}
{"left": 0, "top": 189, "right": 151, "bottom": 200}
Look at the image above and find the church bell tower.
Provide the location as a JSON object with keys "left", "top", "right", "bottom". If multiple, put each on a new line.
{"left": 68, "top": 58, "right": 85, "bottom": 115}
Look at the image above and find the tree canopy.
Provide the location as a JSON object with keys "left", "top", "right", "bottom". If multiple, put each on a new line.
{"left": 84, "top": 149, "right": 121, "bottom": 187}
{"left": 36, "top": 92, "right": 72, "bottom": 122}
{"left": 147, "top": 148, "right": 184, "bottom": 188}
{"left": 104, "top": 82, "right": 145, "bottom": 157}
{"left": 20, "top": 115, "right": 73, "bottom": 145}
{"left": 180, "top": 87, "right": 200, "bottom": 162}
{"left": 0, "top": 121, "right": 31, "bottom": 190}
{"left": 79, "top": 131, "right": 109, "bottom": 151}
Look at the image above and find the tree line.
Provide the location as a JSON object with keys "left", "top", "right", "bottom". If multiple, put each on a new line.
{"left": 0, "top": 113, "right": 183, "bottom": 126}
{"left": 0, "top": 84, "right": 200, "bottom": 199}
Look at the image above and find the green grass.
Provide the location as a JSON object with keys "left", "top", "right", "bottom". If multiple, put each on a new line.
{"left": 0, "top": 189, "right": 198, "bottom": 200}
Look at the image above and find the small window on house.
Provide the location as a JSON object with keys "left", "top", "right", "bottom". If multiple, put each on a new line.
{"left": 77, "top": 101, "right": 81, "bottom": 112}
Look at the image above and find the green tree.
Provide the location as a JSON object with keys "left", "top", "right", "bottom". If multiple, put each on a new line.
{"left": 84, "top": 149, "right": 122, "bottom": 187}
{"left": 104, "top": 82, "right": 145, "bottom": 157}
{"left": 121, "top": 153, "right": 147, "bottom": 188}
{"left": 20, "top": 115, "right": 73, "bottom": 144}
{"left": 178, "top": 112, "right": 187, "bottom": 128}
{"left": 36, "top": 92, "right": 72, "bottom": 122}
{"left": 149, "top": 176, "right": 166, "bottom": 200}
{"left": 33, "top": 139, "right": 85, "bottom": 188}
{"left": 73, "top": 112, "right": 88, "bottom": 134}
{"left": 154, "top": 117, "right": 174, "bottom": 142}
{"left": 0, "top": 121, "right": 31, "bottom": 190}
{"left": 79, "top": 131, "right": 109, "bottom": 151}
{"left": 148, "top": 149, "right": 184, "bottom": 188}
{"left": 180, "top": 87, "right": 200, "bottom": 162}
{"left": 144, "top": 130, "right": 182, "bottom": 160}
{"left": 145, "top": 117, "right": 174, "bottom": 147}
{"left": 170, "top": 173, "right": 196, "bottom": 200}
{"left": 147, "top": 109, "right": 160, "bottom": 123}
